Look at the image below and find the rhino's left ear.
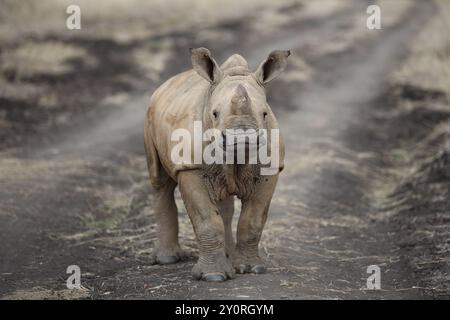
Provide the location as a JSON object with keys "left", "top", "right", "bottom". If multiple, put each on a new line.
{"left": 254, "top": 50, "right": 290, "bottom": 84}
{"left": 190, "top": 47, "right": 223, "bottom": 84}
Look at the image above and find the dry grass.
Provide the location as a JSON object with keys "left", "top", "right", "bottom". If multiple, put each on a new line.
{"left": 250, "top": 0, "right": 352, "bottom": 34}
{"left": 0, "top": 287, "right": 91, "bottom": 300}
{"left": 299, "top": 0, "right": 351, "bottom": 18}
{"left": 0, "top": 0, "right": 299, "bottom": 42}
{"left": 0, "top": 0, "right": 299, "bottom": 103}
{"left": 393, "top": 0, "right": 450, "bottom": 96}
{"left": 132, "top": 39, "right": 174, "bottom": 82}
{"left": 376, "top": 0, "right": 415, "bottom": 27}
{"left": 0, "top": 41, "right": 94, "bottom": 79}
{"left": 0, "top": 40, "right": 96, "bottom": 104}
{"left": 300, "top": 0, "right": 415, "bottom": 57}
{"left": 0, "top": 158, "right": 89, "bottom": 181}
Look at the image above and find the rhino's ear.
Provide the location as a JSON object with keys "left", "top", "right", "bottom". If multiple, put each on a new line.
{"left": 190, "top": 47, "right": 223, "bottom": 84}
{"left": 254, "top": 50, "right": 290, "bottom": 84}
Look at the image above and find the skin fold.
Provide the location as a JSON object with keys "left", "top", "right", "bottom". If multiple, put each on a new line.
{"left": 144, "top": 47, "right": 289, "bottom": 281}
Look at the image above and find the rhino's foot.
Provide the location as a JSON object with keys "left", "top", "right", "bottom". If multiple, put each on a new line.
{"left": 232, "top": 252, "right": 266, "bottom": 274}
{"left": 149, "top": 245, "right": 190, "bottom": 265}
{"left": 192, "top": 252, "right": 235, "bottom": 282}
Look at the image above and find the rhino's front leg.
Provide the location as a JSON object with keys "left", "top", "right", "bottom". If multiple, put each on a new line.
{"left": 233, "top": 174, "right": 278, "bottom": 274}
{"left": 178, "top": 170, "right": 235, "bottom": 282}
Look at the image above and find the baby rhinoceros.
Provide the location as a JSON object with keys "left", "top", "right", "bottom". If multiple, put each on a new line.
{"left": 144, "top": 47, "right": 289, "bottom": 281}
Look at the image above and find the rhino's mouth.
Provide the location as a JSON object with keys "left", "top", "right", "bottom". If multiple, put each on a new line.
{"left": 222, "top": 131, "right": 266, "bottom": 150}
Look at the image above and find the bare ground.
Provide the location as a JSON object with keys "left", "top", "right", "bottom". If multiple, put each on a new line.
{"left": 0, "top": 0, "right": 449, "bottom": 299}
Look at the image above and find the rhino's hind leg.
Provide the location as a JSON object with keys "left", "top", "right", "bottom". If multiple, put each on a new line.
{"left": 150, "top": 180, "right": 189, "bottom": 265}
{"left": 178, "top": 171, "right": 235, "bottom": 282}
{"left": 218, "top": 197, "right": 235, "bottom": 258}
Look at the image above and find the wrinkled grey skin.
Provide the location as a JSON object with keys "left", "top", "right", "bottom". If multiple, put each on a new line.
{"left": 144, "top": 47, "right": 289, "bottom": 281}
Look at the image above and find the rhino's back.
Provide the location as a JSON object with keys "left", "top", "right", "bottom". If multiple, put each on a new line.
{"left": 146, "top": 69, "right": 208, "bottom": 180}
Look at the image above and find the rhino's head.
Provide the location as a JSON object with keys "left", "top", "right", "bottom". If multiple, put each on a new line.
{"left": 190, "top": 47, "right": 289, "bottom": 153}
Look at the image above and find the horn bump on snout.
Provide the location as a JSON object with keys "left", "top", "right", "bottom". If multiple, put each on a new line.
{"left": 231, "top": 84, "right": 251, "bottom": 113}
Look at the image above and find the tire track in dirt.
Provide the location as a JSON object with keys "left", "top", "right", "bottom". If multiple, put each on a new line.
{"left": 261, "top": 0, "right": 438, "bottom": 299}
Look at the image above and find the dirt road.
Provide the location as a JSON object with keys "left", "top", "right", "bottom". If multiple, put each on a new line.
{"left": 1, "top": 0, "right": 449, "bottom": 299}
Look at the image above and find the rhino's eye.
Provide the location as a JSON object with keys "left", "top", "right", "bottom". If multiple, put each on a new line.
{"left": 212, "top": 111, "right": 219, "bottom": 119}
{"left": 263, "top": 112, "right": 268, "bottom": 119}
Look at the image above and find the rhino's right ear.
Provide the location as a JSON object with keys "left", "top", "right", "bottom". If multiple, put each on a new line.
{"left": 190, "top": 47, "right": 223, "bottom": 84}
{"left": 254, "top": 50, "right": 290, "bottom": 84}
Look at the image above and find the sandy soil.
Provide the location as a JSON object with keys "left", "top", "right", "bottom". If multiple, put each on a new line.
{"left": 0, "top": 0, "right": 449, "bottom": 299}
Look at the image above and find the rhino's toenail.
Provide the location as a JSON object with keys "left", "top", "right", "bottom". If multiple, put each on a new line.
{"left": 202, "top": 273, "right": 226, "bottom": 282}
{"left": 157, "top": 255, "right": 179, "bottom": 265}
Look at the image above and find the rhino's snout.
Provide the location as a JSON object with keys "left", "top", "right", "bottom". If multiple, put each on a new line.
{"left": 221, "top": 128, "right": 266, "bottom": 150}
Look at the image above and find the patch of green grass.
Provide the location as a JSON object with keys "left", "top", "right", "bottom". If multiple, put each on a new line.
{"left": 81, "top": 187, "right": 131, "bottom": 231}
